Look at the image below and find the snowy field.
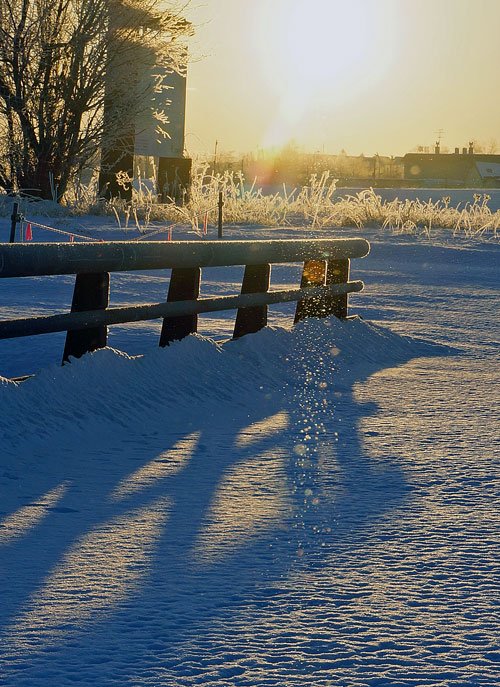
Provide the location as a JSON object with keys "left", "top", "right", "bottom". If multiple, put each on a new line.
{"left": 0, "top": 215, "right": 499, "bottom": 686}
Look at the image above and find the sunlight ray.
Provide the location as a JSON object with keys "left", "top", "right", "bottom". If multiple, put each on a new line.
{"left": 192, "top": 450, "right": 291, "bottom": 564}
{"left": 235, "top": 411, "right": 289, "bottom": 448}
{"left": 0, "top": 483, "right": 69, "bottom": 546}
{"left": 111, "top": 432, "right": 201, "bottom": 500}
{"left": 6, "top": 497, "right": 171, "bottom": 651}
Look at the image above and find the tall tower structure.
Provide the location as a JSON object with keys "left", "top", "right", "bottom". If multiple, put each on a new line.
{"left": 98, "top": 2, "right": 191, "bottom": 202}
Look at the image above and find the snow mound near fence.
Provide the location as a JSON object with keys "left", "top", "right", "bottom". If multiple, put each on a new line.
{"left": 0, "top": 317, "right": 446, "bottom": 451}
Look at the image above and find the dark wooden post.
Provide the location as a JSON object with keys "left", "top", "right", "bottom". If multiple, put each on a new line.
{"left": 159, "top": 267, "right": 201, "bottom": 346}
{"left": 63, "top": 272, "right": 110, "bottom": 362}
{"left": 218, "top": 191, "right": 224, "bottom": 238}
{"left": 233, "top": 263, "right": 271, "bottom": 338}
{"left": 324, "top": 258, "right": 350, "bottom": 318}
{"left": 9, "top": 202, "right": 19, "bottom": 243}
{"left": 294, "top": 260, "right": 327, "bottom": 323}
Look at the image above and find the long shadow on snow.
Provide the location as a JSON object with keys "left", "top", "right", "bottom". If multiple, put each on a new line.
{"left": 0, "top": 318, "right": 449, "bottom": 683}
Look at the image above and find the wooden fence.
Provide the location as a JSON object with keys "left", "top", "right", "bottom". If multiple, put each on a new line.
{"left": 0, "top": 238, "right": 370, "bottom": 364}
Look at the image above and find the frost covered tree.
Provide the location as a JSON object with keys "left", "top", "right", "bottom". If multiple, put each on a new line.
{"left": 0, "top": 0, "right": 191, "bottom": 199}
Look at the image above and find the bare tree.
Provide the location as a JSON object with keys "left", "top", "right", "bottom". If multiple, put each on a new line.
{"left": 0, "top": 0, "right": 191, "bottom": 199}
{"left": 473, "top": 138, "right": 499, "bottom": 155}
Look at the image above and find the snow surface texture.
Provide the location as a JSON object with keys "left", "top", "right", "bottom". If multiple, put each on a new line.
{"left": 0, "top": 231, "right": 499, "bottom": 687}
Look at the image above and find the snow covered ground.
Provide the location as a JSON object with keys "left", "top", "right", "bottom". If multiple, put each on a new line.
{"left": 0, "top": 218, "right": 498, "bottom": 686}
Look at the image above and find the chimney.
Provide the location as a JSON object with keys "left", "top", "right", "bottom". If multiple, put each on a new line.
{"left": 455, "top": 147, "right": 460, "bottom": 154}
{"left": 468, "top": 141, "right": 474, "bottom": 155}
{"left": 435, "top": 141, "right": 440, "bottom": 154}
{"left": 462, "top": 147, "right": 467, "bottom": 155}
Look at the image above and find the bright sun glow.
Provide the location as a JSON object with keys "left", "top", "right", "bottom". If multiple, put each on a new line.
{"left": 273, "top": 3, "right": 371, "bottom": 86}
{"left": 251, "top": 0, "right": 399, "bottom": 148}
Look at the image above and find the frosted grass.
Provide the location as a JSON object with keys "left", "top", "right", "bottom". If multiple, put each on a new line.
{"left": 2, "top": 168, "right": 499, "bottom": 240}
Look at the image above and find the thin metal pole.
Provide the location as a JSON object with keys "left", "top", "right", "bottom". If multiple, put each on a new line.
{"left": 218, "top": 191, "right": 223, "bottom": 238}
{"left": 9, "top": 202, "right": 19, "bottom": 243}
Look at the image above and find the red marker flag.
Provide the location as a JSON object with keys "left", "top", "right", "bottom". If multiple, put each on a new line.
{"left": 25, "top": 223, "right": 33, "bottom": 241}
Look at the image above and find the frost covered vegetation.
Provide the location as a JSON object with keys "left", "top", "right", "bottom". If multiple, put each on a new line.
{"left": 182, "top": 170, "right": 500, "bottom": 240}
{"left": 2, "top": 168, "right": 499, "bottom": 240}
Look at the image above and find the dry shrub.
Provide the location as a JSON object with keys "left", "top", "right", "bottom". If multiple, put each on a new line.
{"left": 9, "top": 166, "right": 498, "bottom": 240}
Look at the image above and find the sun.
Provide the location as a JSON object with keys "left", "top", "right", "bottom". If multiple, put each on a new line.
{"left": 277, "top": 3, "right": 371, "bottom": 87}
{"left": 250, "top": 0, "right": 397, "bottom": 147}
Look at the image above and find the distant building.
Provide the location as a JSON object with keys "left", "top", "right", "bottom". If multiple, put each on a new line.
{"left": 403, "top": 144, "right": 500, "bottom": 188}
{"left": 239, "top": 151, "right": 404, "bottom": 187}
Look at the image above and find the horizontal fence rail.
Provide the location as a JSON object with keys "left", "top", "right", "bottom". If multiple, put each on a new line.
{"left": 0, "top": 238, "right": 370, "bottom": 370}
{"left": 0, "top": 282, "right": 364, "bottom": 339}
{"left": 0, "top": 239, "right": 369, "bottom": 277}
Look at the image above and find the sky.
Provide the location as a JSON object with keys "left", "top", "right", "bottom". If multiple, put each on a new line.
{"left": 183, "top": 0, "right": 500, "bottom": 158}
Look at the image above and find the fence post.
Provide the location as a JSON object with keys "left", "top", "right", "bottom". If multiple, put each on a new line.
{"left": 159, "top": 267, "right": 201, "bottom": 346}
{"left": 294, "top": 260, "right": 327, "bottom": 323}
{"left": 323, "top": 259, "right": 350, "bottom": 318}
{"left": 9, "top": 202, "right": 19, "bottom": 243}
{"left": 62, "top": 272, "right": 110, "bottom": 362}
{"left": 233, "top": 263, "right": 271, "bottom": 338}
{"left": 218, "top": 191, "right": 224, "bottom": 238}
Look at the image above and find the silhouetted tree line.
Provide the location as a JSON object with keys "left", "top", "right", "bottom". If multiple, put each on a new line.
{"left": 208, "top": 144, "right": 404, "bottom": 187}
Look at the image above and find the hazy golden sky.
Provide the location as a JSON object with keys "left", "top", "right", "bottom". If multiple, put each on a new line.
{"left": 184, "top": 0, "right": 500, "bottom": 157}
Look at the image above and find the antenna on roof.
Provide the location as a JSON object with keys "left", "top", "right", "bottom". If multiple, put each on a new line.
{"left": 435, "top": 128, "right": 445, "bottom": 144}
{"left": 434, "top": 129, "right": 445, "bottom": 154}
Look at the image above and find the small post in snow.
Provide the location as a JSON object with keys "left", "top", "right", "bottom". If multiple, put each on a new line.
{"left": 9, "top": 202, "right": 19, "bottom": 243}
{"left": 218, "top": 191, "right": 224, "bottom": 238}
{"left": 159, "top": 267, "right": 201, "bottom": 346}
{"left": 324, "top": 259, "right": 350, "bottom": 318}
{"left": 62, "top": 272, "right": 110, "bottom": 363}
{"left": 233, "top": 263, "right": 271, "bottom": 338}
